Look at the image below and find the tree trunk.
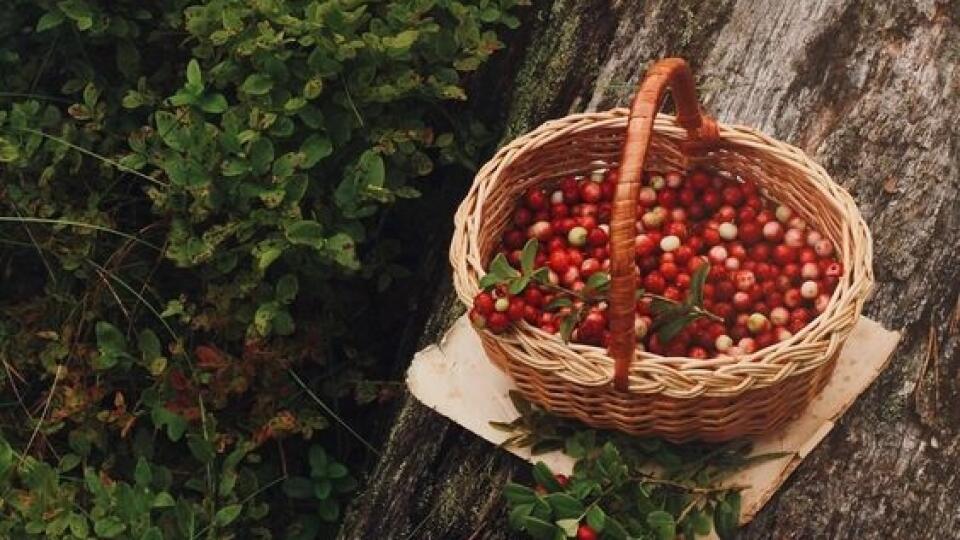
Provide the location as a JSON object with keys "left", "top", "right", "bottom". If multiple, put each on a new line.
{"left": 340, "top": 1, "right": 960, "bottom": 538}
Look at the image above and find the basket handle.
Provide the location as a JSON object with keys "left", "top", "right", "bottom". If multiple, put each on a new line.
{"left": 607, "top": 58, "right": 719, "bottom": 391}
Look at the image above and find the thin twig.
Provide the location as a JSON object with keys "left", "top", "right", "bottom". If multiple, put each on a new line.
{"left": 287, "top": 369, "right": 379, "bottom": 456}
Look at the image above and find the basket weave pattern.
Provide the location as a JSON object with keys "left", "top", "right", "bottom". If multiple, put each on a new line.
{"left": 450, "top": 60, "right": 873, "bottom": 441}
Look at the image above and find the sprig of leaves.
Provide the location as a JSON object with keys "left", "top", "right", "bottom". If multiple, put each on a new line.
{"left": 497, "top": 393, "right": 792, "bottom": 539}
{"left": 644, "top": 263, "right": 722, "bottom": 343}
{"left": 480, "top": 238, "right": 549, "bottom": 293}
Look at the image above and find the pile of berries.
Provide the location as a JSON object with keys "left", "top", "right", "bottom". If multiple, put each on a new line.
{"left": 469, "top": 168, "right": 843, "bottom": 358}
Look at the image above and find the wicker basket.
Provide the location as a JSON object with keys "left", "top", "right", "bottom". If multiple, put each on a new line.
{"left": 450, "top": 58, "right": 873, "bottom": 442}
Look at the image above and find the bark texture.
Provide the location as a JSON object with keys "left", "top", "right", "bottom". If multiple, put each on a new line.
{"left": 340, "top": 1, "right": 960, "bottom": 538}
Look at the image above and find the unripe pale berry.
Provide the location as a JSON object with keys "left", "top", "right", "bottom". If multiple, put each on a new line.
{"left": 800, "top": 280, "right": 819, "bottom": 299}
{"left": 788, "top": 217, "right": 807, "bottom": 230}
{"left": 590, "top": 170, "right": 605, "bottom": 183}
{"left": 762, "top": 221, "right": 784, "bottom": 242}
{"left": 568, "top": 226, "right": 588, "bottom": 246}
{"left": 784, "top": 228, "right": 805, "bottom": 248}
{"left": 708, "top": 246, "right": 728, "bottom": 264}
{"left": 715, "top": 334, "right": 733, "bottom": 352}
{"left": 638, "top": 187, "right": 658, "bottom": 207}
{"left": 801, "top": 262, "right": 820, "bottom": 280}
{"left": 738, "top": 337, "right": 757, "bottom": 353}
{"left": 726, "top": 346, "right": 744, "bottom": 356}
{"left": 718, "top": 222, "right": 738, "bottom": 241}
{"left": 815, "top": 293, "right": 831, "bottom": 313}
{"left": 649, "top": 175, "right": 665, "bottom": 190}
{"left": 665, "top": 171, "right": 683, "bottom": 188}
{"left": 494, "top": 298, "right": 510, "bottom": 312}
{"left": 550, "top": 190, "right": 564, "bottom": 205}
{"left": 775, "top": 205, "right": 793, "bottom": 223}
{"left": 747, "top": 312, "right": 770, "bottom": 334}
{"left": 806, "top": 230, "right": 823, "bottom": 247}
{"left": 635, "top": 317, "right": 650, "bottom": 339}
{"left": 642, "top": 211, "right": 664, "bottom": 229}
{"left": 660, "top": 235, "right": 681, "bottom": 252}
{"left": 776, "top": 327, "right": 793, "bottom": 342}
{"left": 814, "top": 238, "right": 834, "bottom": 257}
{"left": 770, "top": 306, "right": 790, "bottom": 326}
{"left": 528, "top": 221, "right": 553, "bottom": 241}
{"left": 725, "top": 257, "right": 741, "bottom": 271}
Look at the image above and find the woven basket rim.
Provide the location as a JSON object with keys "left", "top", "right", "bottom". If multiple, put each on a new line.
{"left": 451, "top": 109, "right": 874, "bottom": 399}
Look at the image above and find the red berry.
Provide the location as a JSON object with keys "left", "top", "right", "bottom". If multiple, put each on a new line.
{"left": 739, "top": 222, "right": 762, "bottom": 244}
{"left": 523, "top": 287, "right": 544, "bottom": 307}
{"left": 702, "top": 190, "right": 721, "bottom": 209}
{"left": 577, "top": 524, "right": 598, "bottom": 540}
{"left": 658, "top": 189, "right": 678, "bottom": 208}
{"left": 635, "top": 234, "right": 656, "bottom": 257}
{"left": 580, "top": 181, "right": 602, "bottom": 203}
{"left": 738, "top": 206, "right": 757, "bottom": 223}
{"left": 581, "top": 258, "right": 602, "bottom": 277}
{"left": 524, "top": 188, "right": 546, "bottom": 210}
{"left": 503, "top": 229, "right": 525, "bottom": 250}
{"left": 773, "top": 245, "right": 797, "bottom": 265}
{"left": 749, "top": 243, "right": 771, "bottom": 262}
{"left": 507, "top": 297, "right": 526, "bottom": 322}
{"left": 688, "top": 346, "right": 709, "bottom": 359}
{"left": 474, "top": 292, "right": 495, "bottom": 315}
{"left": 660, "top": 262, "right": 679, "bottom": 282}
{"left": 644, "top": 272, "right": 666, "bottom": 294}
{"left": 587, "top": 227, "right": 608, "bottom": 247}
{"left": 550, "top": 203, "right": 569, "bottom": 219}
{"left": 487, "top": 312, "right": 510, "bottom": 333}
{"left": 513, "top": 207, "right": 533, "bottom": 227}
{"left": 554, "top": 473, "right": 570, "bottom": 487}
{"left": 468, "top": 308, "right": 486, "bottom": 329}
{"left": 522, "top": 305, "right": 540, "bottom": 324}
{"left": 702, "top": 228, "right": 721, "bottom": 246}
{"left": 548, "top": 251, "right": 570, "bottom": 273}
{"left": 689, "top": 170, "right": 711, "bottom": 190}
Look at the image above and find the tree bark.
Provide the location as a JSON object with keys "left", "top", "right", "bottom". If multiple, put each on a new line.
{"left": 340, "top": 1, "right": 960, "bottom": 538}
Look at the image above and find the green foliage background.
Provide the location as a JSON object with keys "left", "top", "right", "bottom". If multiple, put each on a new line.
{"left": 0, "top": 0, "right": 521, "bottom": 537}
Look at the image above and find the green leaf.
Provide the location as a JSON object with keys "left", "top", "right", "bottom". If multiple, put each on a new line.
{"left": 0, "top": 137, "right": 19, "bottom": 163}
{"left": 241, "top": 73, "right": 274, "bottom": 95}
{"left": 603, "top": 516, "right": 629, "bottom": 540}
{"left": 545, "top": 297, "right": 573, "bottom": 311}
{"left": 647, "top": 510, "right": 676, "bottom": 540}
{"left": 36, "top": 11, "right": 65, "bottom": 32}
{"left": 691, "top": 509, "right": 713, "bottom": 535}
{"left": 186, "top": 59, "right": 202, "bottom": 89}
{"left": 358, "top": 150, "right": 385, "bottom": 188}
{"left": 544, "top": 493, "right": 585, "bottom": 519}
{"left": 275, "top": 274, "right": 299, "bottom": 304}
{"left": 714, "top": 492, "right": 741, "bottom": 539}
{"left": 93, "top": 516, "right": 126, "bottom": 539}
{"left": 585, "top": 506, "right": 606, "bottom": 531}
{"left": 0, "top": 435, "right": 13, "bottom": 478}
{"left": 308, "top": 445, "right": 328, "bottom": 473}
{"left": 559, "top": 310, "right": 581, "bottom": 343}
{"left": 687, "top": 262, "right": 710, "bottom": 307}
{"left": 140, "top": 527, "right": 163, "bottom": 540}
{"left": 509, "top": 503, "right": 534, "bottom": 529}
{"left": 187, "top": 435, "right": 215, "bottom": 464}
{"left": 556, "top": 518, "right": 579, "bottom": 537}
{"left": 68, "top": 513, "right": 89, "bottom": 537}
{"left": 520, "top": 239, "right": 538, "bottom": 275}
{"left": 508, "top": 275, "right": 531, "bottom": 295}
{"left": 285, "top": 220, "right": 325, "bottom": 249}
{"left": 318, "top": 497, "right": 340, "bottom": 522}
{"left": 521, "top": 516, "right": 560, "bottom": 540}
{"left": 300, "top": 135, "right": 333, "bottom": 168}
{"left": 655, "top": 313, "right": 698, "bottom": 345}
{"left": 585, "top": 272, "right": 610, "bottom": 293}
{"left": 314, "top": 479, "right": 332, "bottom": 499}
{"left": 283, "top": 477, "right": 313, "bottom": 499}
{"left": 326, "top": 232, "right": 359, "bottom": 270}
{"left": 58, "top": 0, "right": 93, "bottom": 30}
{"left": 96, "top": 321, "right": 126, "bottom": 353}
{"left": 327, "top": 462, "right": 348, "bottom": 479}
{"left": 152, "top": 492, "right": 176, "bottom": 508}
{"left": 504, "top": 483, "right": 537, "bottom": 505}
{"left": 198, "top": 93, "right": 228, "bottom": 114}
{"left": 151, "top": 406, "right": 187, "bottom": 442}
{"left": 214, "top": 504, "right": 243, "bottom": 526}
{"left": 490, "top": 253, "right": 520, "bottom": 279}
{"left": 134, "top": 457, "right": 152, "bottom": 486}
{"left": 248, "top": 137, "right": 275, "bottom": 175}
{"left": 532, "top": 462, "right": 562, "bottom": 492}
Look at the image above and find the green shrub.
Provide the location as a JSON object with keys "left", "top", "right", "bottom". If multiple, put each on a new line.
{"left": 0, "top": 0, "right": 521, "bottom": 537}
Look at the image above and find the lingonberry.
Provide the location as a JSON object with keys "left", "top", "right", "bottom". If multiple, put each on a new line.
{"left": 577, "top": 524, "right": 599, "bottom": 540}
{"left": 474, "top": 292, "right": 495, "bottom": 315}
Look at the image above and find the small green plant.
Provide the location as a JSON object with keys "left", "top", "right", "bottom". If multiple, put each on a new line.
{"left": 0, "top": 0, "right": 523, "bottom": 536}
{"left": 495, "top": 393, "right": 788, "bottom": 539}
